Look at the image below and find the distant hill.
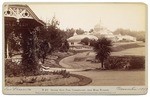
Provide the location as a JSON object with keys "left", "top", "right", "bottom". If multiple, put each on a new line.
{"left": 113, "top": 28, "right": 145, "bottom": 42}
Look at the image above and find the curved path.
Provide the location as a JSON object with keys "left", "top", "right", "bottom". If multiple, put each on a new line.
{"left": 59, "top": 52, "right": 101, "bottom": 70}
{"left": 44, "top": 47, "right": 145, "bottom": 86}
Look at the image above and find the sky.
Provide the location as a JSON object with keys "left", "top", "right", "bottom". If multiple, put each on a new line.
{"left": 28, "top": 3, "right": 147, "bottom": 32}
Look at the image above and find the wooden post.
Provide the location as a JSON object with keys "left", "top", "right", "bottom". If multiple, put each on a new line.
{"left": 6, "top": 42, "right": 10, "bottom": 59}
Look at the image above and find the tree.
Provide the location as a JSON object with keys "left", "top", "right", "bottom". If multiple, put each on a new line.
{"left": 81, "top": 37, "right": 90, "bottom": 45}
{"left": 89, "top": 29, "right": 94, "bottom": 33}
{"left": 93, "top": 37, "right": 112, "bottom": 69}
{"left": 65, "top": 28, "right": 75, "bottom": 38}
{"left": 21, "top": 28, "right": 40, "bottom": 75}
{"left": 89, "top": 39, "right": 96, "bottom": 46}
{"left": 38, "top": 40, "right": 51, "bottom": 63}
{"left": 60, "top": 40, "right": 69, "bottom": 52}
{"left": 39, "top": 16, "right": 68, "bottom": 51}
{"left": 6, "top": 30, "right": 22, "bottom": 57}
{"left": 76, "top": 28, "right": 85, "bottom": 35}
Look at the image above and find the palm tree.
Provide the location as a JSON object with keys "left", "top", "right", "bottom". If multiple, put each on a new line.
{"left": 93, "top": 37, "right": 112, "bottom": 69}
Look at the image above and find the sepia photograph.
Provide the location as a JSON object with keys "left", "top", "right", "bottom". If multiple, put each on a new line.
{"left": 3, "top": 2, "right": 147, "bottom": 94}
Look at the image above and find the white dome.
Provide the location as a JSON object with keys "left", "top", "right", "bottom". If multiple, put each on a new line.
{"left": 94, "top": 23, "right": 101, "bottom": 32}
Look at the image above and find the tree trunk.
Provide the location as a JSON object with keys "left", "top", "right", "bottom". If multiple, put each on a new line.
{"left": 101, "top": 60, "right": 104, "bottom": 69}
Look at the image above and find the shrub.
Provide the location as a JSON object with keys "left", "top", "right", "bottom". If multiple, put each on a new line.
{"left": 41, "top": 77, "right": 46, "bottom": 82}
{"left": 20, "top": 76, "right": 37, "bottom": 83}
{"left": 81, "top": 37, "right": 90, "bottom": 45}
{"left": 129, "top": 56, "right": 145, "bottom": 69}
{"left": 39, "top": 71, "right": 52, "bottom": 75}
{"left": 52, "top": 70, "right": 70, "bottom": 78}
{"left": 28, "top": 77, "right": 37, "bottom": 83}
{"left": 5, "top": 59, "right": 42, "bottom": 77}
{"left": 59, "top": 40, "right": 69, "bottom": 52}
{"left": 104, "top": 56, "right": 145, "bottom": 70}
{"left": 104, "top": 56, "right": 128, "bottom": 70}
{"left": 5, "top": 59, "right": 24, "bottom": 77}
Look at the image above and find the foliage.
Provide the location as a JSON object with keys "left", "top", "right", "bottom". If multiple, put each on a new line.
{"left": 5, "top": 16, "right": 70, "bottom": 76}
{"left": 113, "top": 28, "right": 145, "bottom": 42}
{"left": 8, "top": 31, "right": 22, "bottom": 52}
{"left": 52, "top": 70, "right": 70, "bottom": 78}
{"left": 65, "top": 28, "right": 75, "bottom": 38}
{"left": 89, "top": 29, "right": 94, "bottom": 33}
{"left": 93, "top": 37, "right": 112, "bottom": 69}
{"left": 5, "top": 59, "right": 23, "bottom": 77}
{"left": 80, "top": 37, "right": 96, "bottom": 46}
{"left": 5, "top": 29, "right": 22, "bottom": 58}
{"left": 76, "top": 28, "right": 85, "bottom": 35}
{"left": 38, "top": 40, "right": 51, "bottom": 63}
{"left": 21, "top": 28, "right": 40, "bottom": 75}
{"left": 104, "top": 56, "right": 129, "bottom": 70}
{"left": 59, "top": 40, "right": 69, "bottom": 52}
{"left": 81, "top": 37, "right": 90, "bottom": 45}
{"left": 104, "top": 56, "right": 145, "bottom": 70}
{"left": 38, "top": 17, "right": 69, "bottom": 52}
{"left": 129, "top": 56, "right": 145, "bottom": 69}
{"left": 6, "top": 25, "right": 41, "bottom": 75}
{"left": 89, "top": 39, "right": 96, "bottom": 46}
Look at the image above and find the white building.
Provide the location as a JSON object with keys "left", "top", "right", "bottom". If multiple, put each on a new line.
{"left": 92, "top": 23, "right": 117, "bottom": 42}
{"left": 67, "top": 22, "right": 137, "bottom": 51}
{"left": 115, "top": 34, "right": 136, "bottom": 42}
{"left": 92, "top": 23, "right": 136, "bottom": 42}
{"left": 67, "top": 32, "right": 98, "bottom": 50}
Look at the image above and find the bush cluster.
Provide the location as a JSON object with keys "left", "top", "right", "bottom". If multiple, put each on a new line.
{"left": 52, "top": 70, "right": 70, "bottom": 78}
{"left": 104, "top": 56, "right": 145, "bottom": 70}
{"left": 5, "top": 59, "right": 24, "bottom": 77}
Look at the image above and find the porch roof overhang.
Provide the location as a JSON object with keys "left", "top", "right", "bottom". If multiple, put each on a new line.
{"left": 4, "top": 4, "right": 46, "bottom": 27}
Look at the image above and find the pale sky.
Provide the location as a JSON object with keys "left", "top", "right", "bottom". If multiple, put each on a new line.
{"left": 28, "top": 3, "right": 146, "bottom": 31}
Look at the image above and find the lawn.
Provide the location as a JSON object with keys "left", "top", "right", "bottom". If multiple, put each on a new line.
{"left": 73, "top": 70, "right": 145, "bottom": 86}
{"left": 112, "top": 41, "right": 145, "bottom": 52}
{"left": 111, "top": 47, "right": 145, "bottom": 56}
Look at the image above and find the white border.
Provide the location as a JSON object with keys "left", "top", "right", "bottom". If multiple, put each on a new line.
{"left": 0, "top": 0, "right": 149, "bottom": 96}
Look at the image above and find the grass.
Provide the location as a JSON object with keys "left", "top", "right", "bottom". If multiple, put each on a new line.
{"left": 69, "top": 74, "right": 92, "bottom": 86}
{"left": 111, "top": 47, "right": 145, "bottom": 56}
{"left": 73, "top": 70, "right": 145, "bottom": 86}
{"left": 42, "top": 51, "right": 76, "bottom": 68}
{"left": 112, "top": 42, "right": 144, "bottom": 52}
